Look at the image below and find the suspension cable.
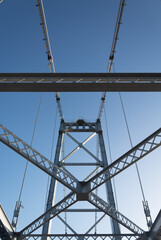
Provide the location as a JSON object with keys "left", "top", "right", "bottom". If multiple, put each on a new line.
{"left": 103, "top": 106, "right": 118, "bottom": 210}
{"left": 12, "top": 93, "right": 43, "bottom": 230}
{"left": 98, "top": 0, "right": 126, "bottom": 120}
{"left": 119, "top": 92, "right": 152, "bottom": 229}
{"left": 36, "top": 0, "right": 64, "bottom": 120}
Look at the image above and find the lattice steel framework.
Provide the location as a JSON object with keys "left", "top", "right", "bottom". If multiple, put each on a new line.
{"left": 1, "top": 117, "right": 161, "bottom": 240}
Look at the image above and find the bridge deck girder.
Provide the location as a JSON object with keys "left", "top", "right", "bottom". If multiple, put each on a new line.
{"left": 0, "top": 73, "right": 161, "bottom": 91}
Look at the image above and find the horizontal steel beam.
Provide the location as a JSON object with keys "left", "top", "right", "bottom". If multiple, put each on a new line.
{"left": 63, "top": 208, "right": 101, "bottom": 212}
{"left": 19, "top": 234, "right": 141, "bottom": 240}
{"left": 1, "top": 73, "right": 161, "bottom": 91}
{"left": 62, "top": 162, "right": 100, "bottom": 166}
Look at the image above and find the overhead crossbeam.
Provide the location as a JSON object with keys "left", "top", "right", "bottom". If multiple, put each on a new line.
{"left": 1, "top": 73, "right": 161, "bottom": 91}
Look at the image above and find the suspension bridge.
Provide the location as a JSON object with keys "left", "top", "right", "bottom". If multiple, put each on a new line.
{"left": 0, "top": 1, "right": 161, "bottom": 240}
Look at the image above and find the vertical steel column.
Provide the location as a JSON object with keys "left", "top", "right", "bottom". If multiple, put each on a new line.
{"left": 42, "top": 120, "right": 65, "bottom": 240}
{"left": 96, "top": 119, "right": 121, "bottom": 238}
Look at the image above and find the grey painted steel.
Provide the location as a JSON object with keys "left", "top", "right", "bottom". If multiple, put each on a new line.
{"left": 63, "top": 209, "right": 101, "bottom": 212}
{"left": 60, "top": 133, "right": 96, "bottom": 164}
{"left": 42, "top": 121, "right": 64, "bottom": 239}
{"left": 57, "top": 216, "right": 77, "bottom": 234}
{"left": 98, "top": 0, "right": 126, "bottom": 118}
{"left": 62, "top": 162, "right": 100, "bottom": 166}
{"left": 36, "top": 0, "right": 64, "bottom": 120}
{"left": 0, "top": 222, "right": 11, "bottom": 240}
{"left": 83, "top": 166, "right": 101, "bottom": 181}
{"left": 66, "top": 132, "right": 102, "bottom": 164}
{"left": 0, "top": 124, "right": 79, "bottom": 192}
{"left": 63, "top": 121, "right": 96, "bottom": 132}
{"left": 36, "top": 0, "right": 55, "bottom": 73}
{"left": 147, "top": 210, "right": 161, "bottom": 240}
{"left": 12, "top": 201, "right": 22, "bottom": 229}
{"left": 19, "top": 234, "right": 141, "bottom": 240}
{"left": 85, "top": 214, "right": 106, "bottom": 234}
{"left": 142, "top": 201, "right": 152, "bottom": 229}
{"left": 1, "top": 73, "right": 161, "bottom": 92}
{"left": 60, "top": 120, "right": 143, "bottom": 235}
{"left": 89, "top": 193, "right": 144, "bottom": 235}
{"left": 107, "top": 0, "right": 126, "bottom": 73}
{"left": 0, "top": 120, "right": 152, "bottom": 238}
{"left": 0, "top": 204, "right": 14, "bottom": 240}
{"left": 18, "top": 193, "right": 77, "bottom": 239}
{"left": 96, "top": 120, "right": 121, "bottom": 237}
{"left": 87, "top": 127, "right": 161, "bottom": 192}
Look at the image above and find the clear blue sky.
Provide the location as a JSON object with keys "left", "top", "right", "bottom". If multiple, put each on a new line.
{"left": 0, "top": 0, "right": 161, "bottom": 236}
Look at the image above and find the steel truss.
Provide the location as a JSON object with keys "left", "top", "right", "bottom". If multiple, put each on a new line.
{"left": 0, "top": 124, "right": 78, "bottom": 192}
{"left": 22, "top": 234, "right": 141, "bottom": 240}
{"left": 0, "top": 73, "right": 161, "bottom": 92}
{"left": 1, "top": 119, "right": 161, "bottom": 240}
{"left": 19, "top": 193, "right": 77, "bottom": 238}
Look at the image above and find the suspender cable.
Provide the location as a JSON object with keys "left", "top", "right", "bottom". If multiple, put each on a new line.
{"left": 98, "top": 0, "right": 126, "bottom": 120}
{"left": 12, "top": 93, "right": 43, "bottom": 230}
{"left": 36, "top": 0, "right": 64, "bottom": 120}
{"left": 119, "top": 92, "right": 152, "bottom": 229}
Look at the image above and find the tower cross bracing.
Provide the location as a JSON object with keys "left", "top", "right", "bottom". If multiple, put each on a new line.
{"left": 0, "top": 117, "right": 161, "bottom": 240}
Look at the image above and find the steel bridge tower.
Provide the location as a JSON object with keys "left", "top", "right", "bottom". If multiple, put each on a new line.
{"left": 42, "top": 118, "right": 121, "bottom": 239}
